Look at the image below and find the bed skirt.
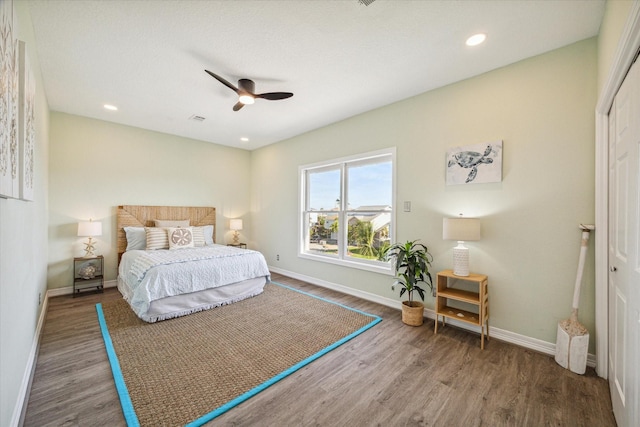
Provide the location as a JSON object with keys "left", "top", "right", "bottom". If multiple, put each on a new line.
{"left": 117, "top": 276, "right": 267, "bottom": 322}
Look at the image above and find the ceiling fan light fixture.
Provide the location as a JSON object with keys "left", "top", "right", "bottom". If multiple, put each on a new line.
{"left": 205, "top": 70, "right": 292, "bottom": 111}
{"left": 238, "top": 94, "right": 255, "bottom": 105}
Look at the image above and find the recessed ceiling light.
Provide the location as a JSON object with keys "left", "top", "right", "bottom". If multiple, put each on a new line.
{"left": 103, "top": 104, "right": 118, "bottom": 111}
{"left": 240, "top": 137, "right": 249, "bottom": 142}
{"left": 466, "top": 33, "right": 486, "bottom": 47}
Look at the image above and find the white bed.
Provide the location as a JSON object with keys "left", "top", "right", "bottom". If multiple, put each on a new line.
{"left": 116, "top": 205, "right": 270, "bottom": 322}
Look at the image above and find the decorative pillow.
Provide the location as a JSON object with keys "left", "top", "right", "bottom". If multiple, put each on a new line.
{"left": 192, "top": 225, "right": 215, "bottom": 247}
{"left": 154, "top": 219, "right": 190, "bottom": 227}
{"left": 192, "top": 227, "right": 206, "bottom": 247}
{"left": 203, "top": 225, "right": 214, "bottom": 245}
{"left": 124, "top": 226, "right": 146, "bottom": 251}
{"left": 145, "top": 227, "right": 169, "bottom": 250}
{"left": 168, "top": 227, "right": 194, "bottom": 250}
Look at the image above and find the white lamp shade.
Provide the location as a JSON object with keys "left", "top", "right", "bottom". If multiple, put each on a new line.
{"left": 230, "top": 219, "right": 243, "bottom": 231}
{"left": 77, "top": 221, "right": 102, "bottom": 237}
{"left": 443, "top": 218, "right": 480, "bottom": 241}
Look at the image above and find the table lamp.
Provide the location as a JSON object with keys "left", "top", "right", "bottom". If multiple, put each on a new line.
{"left": 443, "top": 217, "right": 480, "bottom": 276}
{"left": 78, "top": 219, "right": 102, "bottom": 258}
{"left": 230, "top": 219, "right": 243, "bottom": 244}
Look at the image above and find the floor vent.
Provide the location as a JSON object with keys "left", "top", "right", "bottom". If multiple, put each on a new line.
{"left": 358, "top": 0, "right": 376, "bottom": 5}
{"left": 189, "top": 115, "right": 206, "bottom": 122}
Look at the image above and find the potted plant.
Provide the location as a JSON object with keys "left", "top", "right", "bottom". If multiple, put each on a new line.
{"left": 384, "top": 240, "right": 434, "bottom": 326}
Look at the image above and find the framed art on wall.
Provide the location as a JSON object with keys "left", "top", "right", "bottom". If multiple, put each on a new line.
{"left": 0, "top": 0, "right": 18, "bottom": 199}
{"left": 18, "top": 40, "right": 34, "bottom": 201}
{"left": 0, "top": 0, "right": 35, "bottom": 201}
{"left": 446, "top": 140, "right": 503, "bottom": 185}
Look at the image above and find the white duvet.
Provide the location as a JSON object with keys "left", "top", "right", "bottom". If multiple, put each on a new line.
{"left": 118, "top": 245, "right": 270, "bottom": 320}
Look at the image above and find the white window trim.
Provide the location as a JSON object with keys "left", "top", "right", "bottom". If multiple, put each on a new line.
{"left": 298, "top": 147, "right": 396, "bottom": 275}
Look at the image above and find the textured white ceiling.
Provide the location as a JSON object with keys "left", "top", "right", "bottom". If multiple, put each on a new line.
{"left": 27, "top": 0, "right": 605, "bottom": 150}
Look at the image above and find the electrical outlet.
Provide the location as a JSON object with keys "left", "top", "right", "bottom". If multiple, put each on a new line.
{"left": 276, "top": 254, "right": 280, "bottom": 261}
{"left": 38, "top": 292, "right": 42, "bottom": 305}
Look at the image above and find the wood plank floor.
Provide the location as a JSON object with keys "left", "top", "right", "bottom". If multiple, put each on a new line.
{"left": 24, "top": 273, "right": 616, "bottom": 426}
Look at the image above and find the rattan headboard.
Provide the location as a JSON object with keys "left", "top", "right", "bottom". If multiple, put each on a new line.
{"left": 116, "top": 205, "right": 216, "bottom": 263}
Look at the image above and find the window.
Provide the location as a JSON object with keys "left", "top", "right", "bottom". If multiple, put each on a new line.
{"left": 299, "top": 148, "right": 395, "bottom": 273}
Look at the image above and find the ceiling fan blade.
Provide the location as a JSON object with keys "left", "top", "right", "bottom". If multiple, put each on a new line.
{"left": 205, "top": 70, "right": 238, "bottom": 93}
{"left": 232, "top": 101, "right": 245, "bottom": 111}
{"left": 255, "top": 92, "right": 294, "bottom": 100}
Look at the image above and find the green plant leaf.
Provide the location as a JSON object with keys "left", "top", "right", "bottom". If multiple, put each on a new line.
{"left": 386, "top": 239, "right": 433, "bottom": 302}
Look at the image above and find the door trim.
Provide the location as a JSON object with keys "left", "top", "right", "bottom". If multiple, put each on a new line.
{"left": 595, "top": 1, "right": 640, "bottom": 379}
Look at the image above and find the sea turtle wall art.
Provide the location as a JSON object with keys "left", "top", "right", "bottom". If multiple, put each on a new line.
{"left": 446, "top": 140, "right": 503, "bottom": 185}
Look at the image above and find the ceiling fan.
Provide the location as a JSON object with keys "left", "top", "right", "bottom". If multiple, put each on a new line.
{"left": 205, "top": 70, "right": 293, "bottom": 111}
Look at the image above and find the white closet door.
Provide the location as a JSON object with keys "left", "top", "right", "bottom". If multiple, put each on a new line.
{"left": 608, "top": 56, "right": 640, "bottom": 427}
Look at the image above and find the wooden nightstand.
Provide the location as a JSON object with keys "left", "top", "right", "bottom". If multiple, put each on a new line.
{"left": 73, "top": 256, "right": 104, "bottom": 297}
{"left": 434, "top": 269, "right": 489, "bottom": 349}
{"left": 227, "top": 243, "right": 247, "bottom": 249}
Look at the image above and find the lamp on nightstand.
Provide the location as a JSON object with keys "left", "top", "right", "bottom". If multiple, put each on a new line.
{"left": 443, "top": 216, "right": 481, "bottom": 277}
{"left": 230, "top": 219, "right": 243, "bottom": 244}
{"left": 77, "top": 219, "right": 102, "bottom": 258}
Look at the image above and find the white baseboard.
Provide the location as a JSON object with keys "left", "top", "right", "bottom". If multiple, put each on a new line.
{"left": 10, "top": 292, "right": 49, "bottom": 427}
{"left": 11, "top": 279, "right": 119, "bottom": 426}
{"left": 269, "top": 266, "right": 596, "bottom": 368}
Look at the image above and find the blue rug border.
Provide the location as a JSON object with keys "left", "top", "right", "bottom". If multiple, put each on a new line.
{"left": 96, "top": 280, "right": 382, "bottom": 427}
{"left": 96, "top": 303, "right": 140, "bottom": 427}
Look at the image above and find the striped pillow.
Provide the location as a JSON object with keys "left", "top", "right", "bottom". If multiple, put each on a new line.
{"left": 145, "top": 227, "right": 169, "bottom": 250}
{"left": 192, "top": 225, "right": 215, "bottom": 246}
{"left": 192, "top": 227, "right": 205, "bottom": 247}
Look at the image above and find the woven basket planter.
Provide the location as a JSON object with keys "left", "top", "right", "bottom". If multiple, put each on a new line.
{"left": 401, "top": 301, "right": 424, "bottom": 326}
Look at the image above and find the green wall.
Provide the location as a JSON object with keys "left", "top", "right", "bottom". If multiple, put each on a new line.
{"left": 47, "top": 113, "right": 253, "bottom": 289}
{"left": 597, "top": 0, "right": 635, "bottom": 92}
{"left": 0, "top": 2, "right": 50, "bottom": 426}
{"left": 251, "top": 38, "right": 598, "bottom": 351}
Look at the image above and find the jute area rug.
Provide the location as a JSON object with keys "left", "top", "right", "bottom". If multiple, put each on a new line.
{"left": 96, "top": 282, "right": 381, "bottom": 427}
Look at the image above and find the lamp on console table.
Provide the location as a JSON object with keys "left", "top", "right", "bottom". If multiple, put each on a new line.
{"left": 230, "top": 219, "right": 243, "bottom": 244}
{"left": 443, "top": 216, "right": 481, "bottom": 277}
{"left": 77, "top": 219, "right": 102, "bottom": 258}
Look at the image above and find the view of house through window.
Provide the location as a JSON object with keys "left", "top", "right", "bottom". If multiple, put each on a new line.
{"left": 300, "top": 148, "right": 395, "bottom": 272}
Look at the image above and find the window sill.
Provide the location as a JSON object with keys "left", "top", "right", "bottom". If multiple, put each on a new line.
{"left": 298, "top": 252, "right": 393, "bottom": 276}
